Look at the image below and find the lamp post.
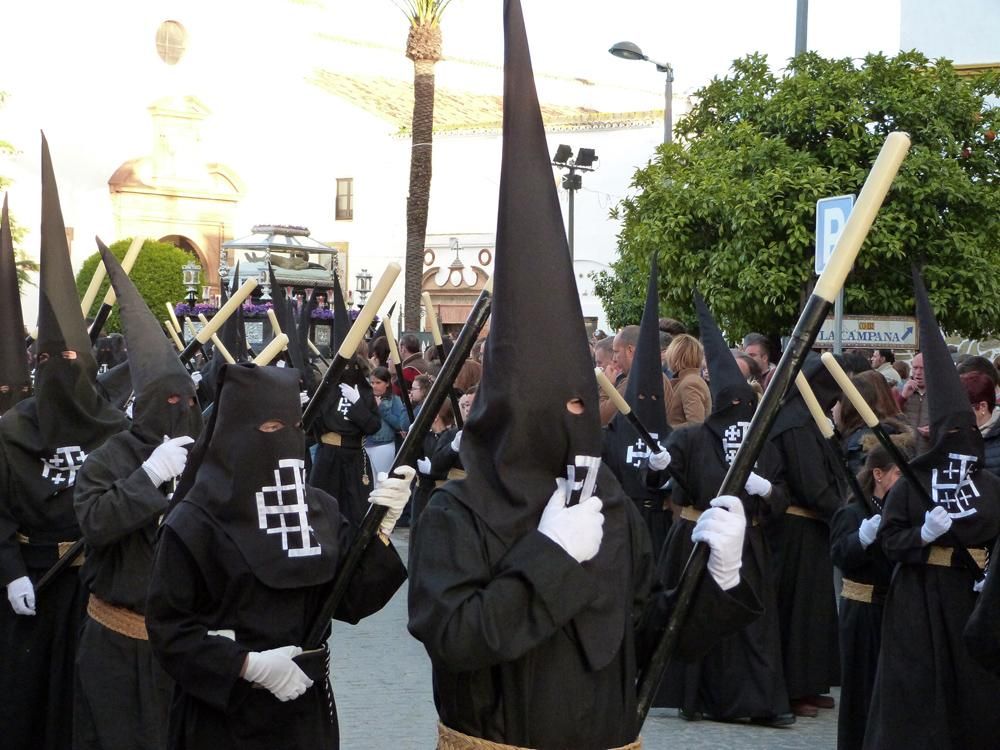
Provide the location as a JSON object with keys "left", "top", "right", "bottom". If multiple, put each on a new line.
{"left": 551, "top": 145, "right": 598, "bottom": 262}
{"left": 355, "top": 268, "right": 373, "bottom": 306}
{"left": 609, "top": 41, "right": 673, "bottom": 144}
{"left": 182, "top": 260, "right": 202, "bottom": 307}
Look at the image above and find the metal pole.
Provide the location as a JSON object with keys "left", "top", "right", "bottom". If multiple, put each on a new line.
{"left": 795, "top": 0, "right": 809, "bottom": 55}
{"left": 833, "top": 287, "right": 844, "bottom": 354}
{"left": 663, "top": 68, "right": 673, "bottom": 144}
{"left": 568, "top": 174, "right": 576, "bottom": 262}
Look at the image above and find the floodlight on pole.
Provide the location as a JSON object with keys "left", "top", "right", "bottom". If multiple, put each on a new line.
{"left": 609, "top": 40, "right": 673, "bottom": 144}
{"left": 550, "top": 146, "right": 598, "bottom": 262}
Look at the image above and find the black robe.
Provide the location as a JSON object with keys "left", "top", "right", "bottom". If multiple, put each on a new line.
{"left": 407, "top": 467, "right": 761, "bottom": 750}
{"left": 0, "top": 400, "right": 125, "bottom": 750}
{"left": 602, "top": 418, "right": 671, "bottom": 561}
{"left": 768, "top": 420, "right": 842, "bottom": 699}
{"left": 72, "top": 432, "right": 174, "bottom": 750}
{"left": 411, "top": 428, "right": 449, "bottom": 526}
{"left": 146, "top": 490, "right": 406, "bottom": 750}
{"left": 864, "top": 473, "right": 1000, "bottom": 750}
{"left": 653, "top": 423, "right": 790, "bottom": 720}
{"left": 308, "top": 383, "right": 380, "bottom": 526}
{"left": 830, "top": 498, "right": 892, "bottom": 750}
{"left": 964, "top": 533, "right": 1000, "bottom": 674}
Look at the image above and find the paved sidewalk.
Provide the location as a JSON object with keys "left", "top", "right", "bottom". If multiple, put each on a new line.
{"left": 330, "top": 531, "right": 841, "bottom": 749}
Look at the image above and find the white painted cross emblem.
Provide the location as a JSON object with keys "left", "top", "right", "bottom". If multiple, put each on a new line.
{"left": 931, "top": 452, "right": 980, "bottom": 518}
{"left": 722, "top": 421, "right": 751, "bottom": 465}
{"left": 41, "top": 446, "right": 88, "bottom": 488}
{"left": 255, "top": 458, "right": 322, "bottom": 557}
{"left": 625, "top": 433, "right": 658, "bottom": 468}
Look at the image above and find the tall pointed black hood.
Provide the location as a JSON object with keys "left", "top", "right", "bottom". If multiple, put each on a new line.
{"left": 331, "top": 270, "right": 350, "bottom": 353}
{"left": 911, "top": 266, "right": 982, "bottom": 467}
{"left": 450, "top": 0, "right": 627, "bottom": 673}
{"left": 99, "top": 238, "right": 201, "bottom": 444}
{"left": 696, "top": 290, "right": 756, "bottom": 440}
{"left": 604, "top": 257, "right": 670, "bottom": 502}
{"left": 623, "top": 256, "right": 669, "bottom": 431}
{"left": 0, "top": 194, "right": 31, "bottom": 413}
{"left": 36, "top": 133, "right": 94, "bottom": 367}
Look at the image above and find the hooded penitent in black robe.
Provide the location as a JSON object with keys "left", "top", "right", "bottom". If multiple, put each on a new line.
{"left": 602, "top": 256, "right": 672, "bottom": 558}
{"left": 72, "top": 240, "right": 204, "bottom": 750}
{"left": 864, "top": 270, "right": 1000, "bottom": 750}
{"left": 308, "top": 358, "right": 380, "bottom": 527}
{"left": 0, "top": 194, "right": 32, "bottom": 416}
{"left": 146, "top": 365, "right": 406, "bottom": 750}
{"left": 0, "top": 136, "right": 128, "bottom": 750}
{"left": 409, "top": 465, "right": 761, "bottom": 749}
{"left": 766, "top": 355, "right": 843, "bottom": 702}
{"left": 408, "top": 4, "right": 760, "bottom": 747}
{"left": 830, "top": 497, "right": 892, "bottom": 750}
{"left": 652, "top": 290, "right": 791, "bottom": 722}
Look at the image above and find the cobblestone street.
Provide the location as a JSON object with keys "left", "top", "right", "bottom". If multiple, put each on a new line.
{"left": 331, "top": 531, "right": 840, "bottom": 749}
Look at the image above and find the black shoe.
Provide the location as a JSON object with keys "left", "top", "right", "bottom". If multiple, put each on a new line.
{"left": 750, "top": 713, "right": 797, "bottom": 728}
{"left": 679, "top": 709, "right": 703, "bottom": 722}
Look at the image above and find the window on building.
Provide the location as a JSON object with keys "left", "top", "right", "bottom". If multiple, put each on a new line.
{"left": 155, "top": 21, "right": 188, "bottom": 65}
{"left": 335, "top": 178, "right": 354, "bottom": 221}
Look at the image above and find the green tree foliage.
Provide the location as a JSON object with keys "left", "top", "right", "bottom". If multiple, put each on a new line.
{"left": 596, "top": 51, "right": 1000, "bottom": 340}
{"left": 75, "top": 238, "right": 193, "bottom": 334}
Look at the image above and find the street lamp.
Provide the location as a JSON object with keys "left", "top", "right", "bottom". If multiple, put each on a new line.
{"left": 181, "top": 259, "right": 201, "bottom": 307}
{"left": 551, "top": 145, "right": 598, "bottom": 262}
{"left": 355, "top": 268, "right": 373, "bottom": 305}
{"left": 609, "top": 41, "right": 674, "bottom": 144}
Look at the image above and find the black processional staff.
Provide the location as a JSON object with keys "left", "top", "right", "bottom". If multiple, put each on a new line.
{"left": 635, "top": 131, "right": 912, "bottom": 725}
{"left": 86, "top": 237, "right": 143, "bottom": 344}
{"left": 163, "top": 319, "right": 185, "bottom": 353}
{"left": 383, "top": 316, "right": 415, "bottom": 423}
{"left": 795, "top": 371, "right": 880, "bottom": 517}
{"left": 178, "top": 278, "right": 258, "bottom": 365}
{"left": 821, "top": 351, "right": 985, "bottom": 580}
{"left": 594, "top": 367, "right": 694, "bottom": 499}
{"left": 302, "top": 263, "right": 401, "bottom": 431}
{"left": 423, "top": 291, "right": 464, "bottom": 428}
{"left": 304, "top": 276, "right": 494, "bottom": 648}
{"left": 198, "top": 313, "right": 236, "bottom": 364}
{"left": 306, "top": 338, "right": 331, "bottom": 369}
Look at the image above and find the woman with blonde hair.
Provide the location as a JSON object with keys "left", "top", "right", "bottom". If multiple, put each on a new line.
{"left": 665, "top": 333, "right": 711, "bottom": 427}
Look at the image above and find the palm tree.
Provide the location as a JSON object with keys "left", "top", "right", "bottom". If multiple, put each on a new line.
{"left": 394, "top": 0, "right": 453, "bottom": 330}
{"left": 15, "top": 250, "right": 39, "bottom": 291}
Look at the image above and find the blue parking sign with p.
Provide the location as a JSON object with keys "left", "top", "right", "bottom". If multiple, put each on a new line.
{"left": 815, "top": 195, "right": 855, "bottom": 275}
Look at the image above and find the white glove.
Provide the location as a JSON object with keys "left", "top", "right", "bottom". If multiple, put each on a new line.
{"left": 339, "top": 383, "right": 361, "bottom": 405}
{"left": 537, "top": 479, "right": 605, "bottom": 563}
{"left": 142, "top": 435, "right": 196, "bottom": 487}
{"left": 743, "top": 471, "right": 772, "bottom": 498}
{"left": 417, "top": 457, "right": 432, "bottom": 475}
{"left": 451, "top": 430, "right": 462, "bottom": 453}
{"left": 974, "top": 577, "right": 986, "bottom": 593}
{"left": 368, "top": 465, "right": 417, "bottom": 535}
{"left": 691, "top": 495, "right": 746, "bottom": 591}
{"left": 190, "top": 371, "right": 203, "bottom": 385}
{"left": 648, "top": 448, "right": 671, "bottom": 472}
{"left": 858, "top": 514, "right": 882, "bottom": 548}
{"left": 300, "top": 391, "right": 309, "bottom": 406}
{"left": 920, "top": 506, "right": 953, "bottom": 544}
{"left": 7, "top": 575, "right": 35, "bottom": 616}
{"left": 243, "top": 646, "right": 313, "bottom": 702}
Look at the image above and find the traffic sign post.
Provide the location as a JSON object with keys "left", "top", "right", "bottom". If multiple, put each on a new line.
{"left": 816, "top": 195, "right": 855, "bottom": 354}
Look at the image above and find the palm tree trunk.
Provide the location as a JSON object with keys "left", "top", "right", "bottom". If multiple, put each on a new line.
{"left": 404, "top": 58, "right": 437, "bottom": 331}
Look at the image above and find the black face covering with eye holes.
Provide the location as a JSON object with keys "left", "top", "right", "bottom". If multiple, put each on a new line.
{"left": 0, "top": 354, "right": 126, "bottom": 501}
{"left": 129, "top": 371, "right": 203, "bottom": 447}
{"left": 167, "top": 364, "right": 338, "bottom": 589}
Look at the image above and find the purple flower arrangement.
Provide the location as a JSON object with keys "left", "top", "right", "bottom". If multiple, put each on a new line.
{"left": 174, "top": 303, "right": 219, "bottom": 317}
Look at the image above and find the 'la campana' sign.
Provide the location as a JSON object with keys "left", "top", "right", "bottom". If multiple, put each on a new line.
{"left": 815, "top": 315, "right": 918, "bottom": 351}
